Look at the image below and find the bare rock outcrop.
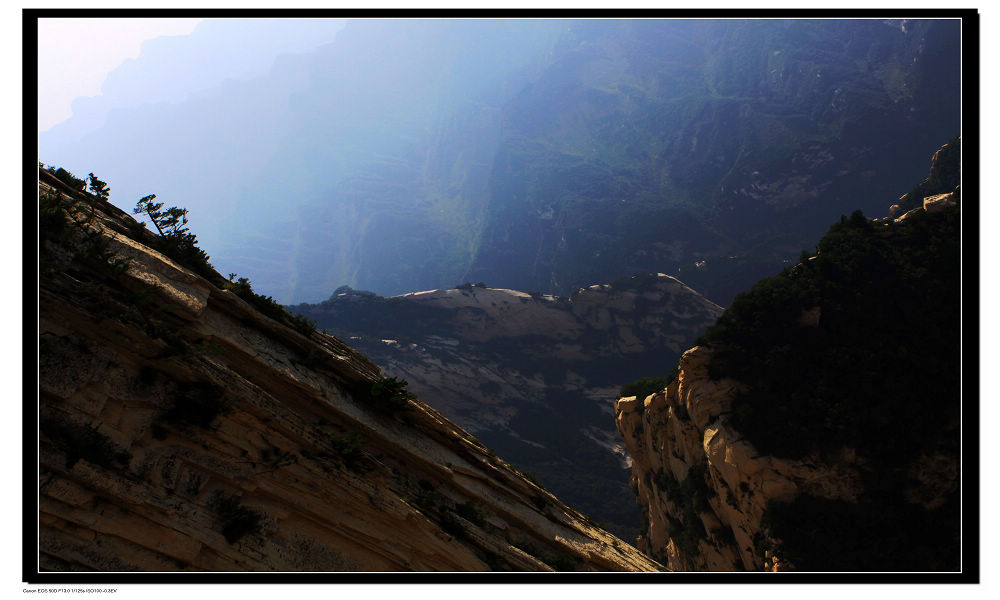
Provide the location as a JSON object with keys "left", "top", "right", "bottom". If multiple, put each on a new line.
{"left": 294, "top": 272, "right": 723, "bottom": 537}
{"left": 616, "top": 347, "right": 864, "bottom": 571}
{"left": 37, "top": 169, "right": 663, "bottom": 573}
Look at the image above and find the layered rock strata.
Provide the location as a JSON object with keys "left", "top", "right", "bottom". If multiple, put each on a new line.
{"left": 616, "top": 347, "right": 864, "bottom": 571}
{"left": 37, "top": 169, "right": 663, "bottom": 573}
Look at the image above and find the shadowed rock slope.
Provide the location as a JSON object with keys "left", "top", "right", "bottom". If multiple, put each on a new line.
{"left": 615, "top": 138, "right": 961, "bottom": 571}
{"left": 36, "top": 168, "right": 663, "bottom": 573}
{"left": 292, "top": 274, "right": 722, "bottom": 539}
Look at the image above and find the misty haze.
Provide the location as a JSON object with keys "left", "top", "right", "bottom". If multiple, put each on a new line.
{"left": 35, "top": 15, "right": 968, "bottom": 576}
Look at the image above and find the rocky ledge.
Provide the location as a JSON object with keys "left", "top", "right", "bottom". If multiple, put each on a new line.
{"left": 37, "top": 168, "right": 663, "bottom": 573}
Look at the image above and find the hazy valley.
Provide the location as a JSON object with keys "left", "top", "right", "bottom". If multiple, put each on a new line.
{"left": 34, "top": 15, "right": 968, "bottom": 576}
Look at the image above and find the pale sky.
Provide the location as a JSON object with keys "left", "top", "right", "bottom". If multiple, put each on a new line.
{"left": 37, "top": 18, "right": 203, "bottom": 131}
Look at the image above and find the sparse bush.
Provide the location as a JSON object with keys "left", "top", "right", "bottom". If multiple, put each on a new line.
{"left": 223, "top": 275, "right": 316, "bottom": 337}
{"left": 370, "top": 376, "right": 415, "bottom": 413}
{"left": 522, "top": 471, "right": 545, "bottom": 489}
{"left": 619, "top": 376, "right": 671, "bottom": 400}
{"left": 455, "top": 500, "right": 492, "bottom": 530}
{"left": 39, "top": 169, "right": 134, "bottom": 277}
{"left": 40, "top": 417, "right": 130, "bottom": 470}
{"left": 45, "top": 165, "right": 86, "bottom": 192}
{"left": 134, "top": 194, "right": 218, "bottom": 282}
{"left": 212, "top": 493, "right": 264, "bottom": 544}
{"left": 324, "top": 431, "right": 363, "bottom": 468}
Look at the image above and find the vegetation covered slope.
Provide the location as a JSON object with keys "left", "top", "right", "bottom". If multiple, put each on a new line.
{"left": 616, "top": 137, "right": 962, "bottom": 571}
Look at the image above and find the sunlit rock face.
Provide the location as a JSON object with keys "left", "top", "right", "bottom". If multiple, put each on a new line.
{"left": 37, "top": 169, "right": 664, "bottom": 573}
{"left": 616, "top": 347, "right": 865, "bottom": 571}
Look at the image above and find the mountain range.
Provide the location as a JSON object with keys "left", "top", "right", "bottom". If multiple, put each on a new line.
{"left": 40, "top": 18, "right": 960, "bottom": 305}
{"left": 292, "top": 273, "right": 722, "bottom": 537}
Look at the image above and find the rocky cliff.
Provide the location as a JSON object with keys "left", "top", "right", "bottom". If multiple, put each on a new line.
{"left": 615, "top": 139, "right": 961, "bottom": 571}
{"left": 36, "top": 167, "right": 664, "bottom": 573}
{"left": 292, "top": 273, "right": 722, "bottom": 539}
{"left": 616, "top": 346, "right": 870, "bottom": 571}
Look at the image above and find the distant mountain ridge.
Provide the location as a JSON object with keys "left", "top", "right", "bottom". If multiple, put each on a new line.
{"left": 43, "top": 19, "right": 346, "bottom": 138}
{"left": 292, "top": 273, "right": 723, "bottom": 538}
{"left": 40, "top": 18, "right": 960, "bottom": 304}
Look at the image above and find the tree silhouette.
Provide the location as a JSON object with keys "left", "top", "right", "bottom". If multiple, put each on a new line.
{"left": 133, "top": 194, "right": 189, "bottom": 238}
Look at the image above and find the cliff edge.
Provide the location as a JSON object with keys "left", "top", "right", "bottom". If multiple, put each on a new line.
{"left": 615, "top": 138, "right": 961, "bottom": 572}
{"left": 37, "top": 167, "right": 663, "bottom": 573}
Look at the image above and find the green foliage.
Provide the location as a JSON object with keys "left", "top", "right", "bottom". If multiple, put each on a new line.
{"left": 212, "top": 493, "right": 264, "bottom": 544}
{"left": 86, "top": 173, "right": 110, "bottom": 202}
{"left": 521, "top": 471, "right": 545, "bottom": 489}
{"left": 132, "top": 194, "right": 218, "bottom": 282}
{"left": 370, "top": 376, "right": 416, "bottom": 413}
{"left": 619, "top": 375, "right": 670, "bottom": 401}
{"left": 223, "top": 275, "right": 317, "bottom": 337}
{"left": 39, "top": 417, "right": 130, "bottom": 470}
{"left": 325, "top": 431, "right": 364, "bottom": 467}
{"left": 38, "top": 171, "right": 133, "bottom": 277}
{"left": 45, "top": 165, "right": 86, "bottom": 192}
{"left": 134, "top": 194, "right": 183, "bottom": 237}
{"left": 413, "top": 489, "right": 441, "bottom": 512}
{"left": 42, "top": 168, "right": 320, "bottom": 348}
{"left": 38, "top": 188, "right": 70, "bottom": 249}
{"left": 455, "top": 500, "right": 493, "bottom": 530}
{"left": 697, "top": 205, "right": 959, "bottom": 461}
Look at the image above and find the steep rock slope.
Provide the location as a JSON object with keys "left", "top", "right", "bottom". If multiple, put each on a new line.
{"left": 615, "top": 139, "right": 961, "bottom": 571}
{"left": 293, "top": 274, "right": 722, "bottom": 539}
{"left": 36, "top": 168, "right": 663, "bottom": 573}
